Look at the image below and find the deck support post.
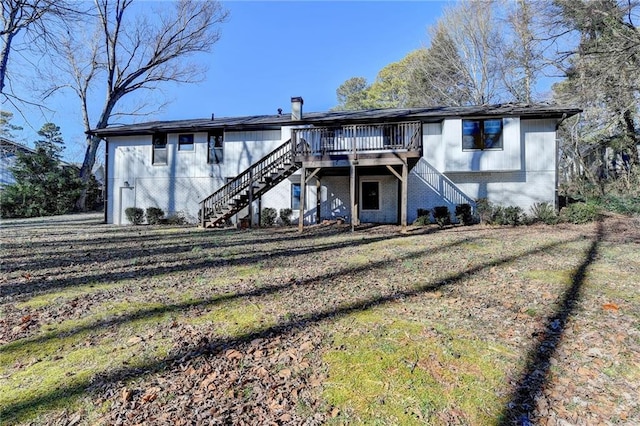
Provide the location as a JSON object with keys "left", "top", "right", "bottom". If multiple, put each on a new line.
{"left": 316, "top": 176, "right": 321, "bottom": 224}
{"left": 298, "top": 166, "right": 306, "bottom": 233}
{"left": 350, "top": 161, "right": 358, "bottom": 231}
{"left": 401, "top": 161, "right": 408, "bottom": 233}
{"left": 248, "top": 168, "right": 254, "bottom": 228}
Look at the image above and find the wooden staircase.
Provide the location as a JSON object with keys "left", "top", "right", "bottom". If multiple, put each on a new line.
{"left": 200, "top": 139, "right": 299, "bottom": 228}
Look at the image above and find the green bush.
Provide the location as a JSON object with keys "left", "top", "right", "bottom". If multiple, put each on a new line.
{"left": 529, "top": 202, "right": 558, "bottom": 225}
{"left": 501, "top": 206, "right": 524, "bottom": 226}
{"left": 165, "top": 212, "right": 187, "bottom": 225}
{"left": 125, "top": 207, "right": 144, "bottom": 225}
{"left": 146, "top": 207, "right": 165, "bottom": 225}
{"left": 560, "top": 202, "right": 601, "bottom": 224}
{"left": 413, "top": 208, "right": 431, "bottom": 226}
{"left": 261, "top": 207, "right": 277, "bottom": 227}
{"left": 433, "top": 206, "right": 451, "bottom": 228}
{"left": 475, "top": 198, "right": 493, "bottom": 224}
{"left": 417, "top": 208, "right": 430, "bottom": 218}
{"left": 413, "top": 215, "right": 431, "bottom": 226}
{"left": 599, "top": 195, "right": 640, "bottom": 215}
{"left": 279, "top": 208, "right": 293, "bottom": 226}
{"left": 455, "top": 203, "right": 474, "bottom": 225}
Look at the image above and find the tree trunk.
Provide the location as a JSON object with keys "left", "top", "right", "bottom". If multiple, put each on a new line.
{"left": 75, "top": 135, "right": 103, "bottom": 211}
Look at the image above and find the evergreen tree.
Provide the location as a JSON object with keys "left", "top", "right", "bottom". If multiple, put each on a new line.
{"left": 0, "top": 123, "right": 82, "bottom": 218}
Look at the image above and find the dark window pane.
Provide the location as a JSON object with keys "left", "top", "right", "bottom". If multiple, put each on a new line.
{"left": 208, "top": 131, "right": 223, "bottom": 163}
{"left": 462, "top": 120, "right": 482, "bottom": 150}
{"left": 362, "top": 181, "right": 379, "bottom": 210}
{"left": 291, "top": 183, "right": 301, "bottom": 210}
{"left": 178, "top": 134, "right": 194, "bottom": 151}
{"left": 152, "top": 133, "right": 167, "bottom": 165}
{"left": 483, "top": 119, "right": 503, "bottom": 149}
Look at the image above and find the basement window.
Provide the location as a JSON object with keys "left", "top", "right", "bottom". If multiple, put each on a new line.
{"left": 361, "top": 181, "right": 380, "bottom": 210}
{"left": 152, "top": 133, "right": 167, "bottom": 165}
{"left": 178, "top": 134, "right": 194, "bottom": 151}
{"left": 462, "top": 119, "right": 503, "bottom": 150}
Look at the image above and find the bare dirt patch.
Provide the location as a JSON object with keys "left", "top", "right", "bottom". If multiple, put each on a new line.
{"left": 1, "top": 213, "right": 639, "bottom": 425}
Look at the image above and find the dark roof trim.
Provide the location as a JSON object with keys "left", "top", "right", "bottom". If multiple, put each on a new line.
{"left": 89, "top": 103, "right": 581, "bottom": 138}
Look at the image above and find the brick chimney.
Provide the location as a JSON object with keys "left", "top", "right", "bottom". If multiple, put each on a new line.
{"left": 291, "top": 96, "right": 303, "bottom": 120}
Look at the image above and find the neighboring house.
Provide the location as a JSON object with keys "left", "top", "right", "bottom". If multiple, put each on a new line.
{"left": 91, "top": 98, "right": 580, "bottom": 227}
{"left": 0, "top": 137, "right": 35, "bottom": 189}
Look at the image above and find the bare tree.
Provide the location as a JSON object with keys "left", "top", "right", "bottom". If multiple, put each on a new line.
{"left": 1, "top": 0, "right": 81, "bottom": 99}
{"left": 407, "top": 0, "right": 506, "bottom": 106}
{"left": 47, "top": 0, "right": 228, "bottom": 209}
{"left": 502, "top": 0, "right": 546, "bottom": 103}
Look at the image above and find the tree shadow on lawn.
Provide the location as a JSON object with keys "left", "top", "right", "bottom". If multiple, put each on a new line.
{"left": 0, "top": 234, "right": 477, "bottom": 355}
{"left": 499, "top": 220, "right": 603, "bottom": 426}
{"left": 1, "top": 225, "right": 445, "bottom": 300}
{"left": 0, "top": 225, "right": 598, "bottom": 424}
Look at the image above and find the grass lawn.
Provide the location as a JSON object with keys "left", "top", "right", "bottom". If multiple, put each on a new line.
{"left": 1, "top": 213, "right": 639, "bottom": 425}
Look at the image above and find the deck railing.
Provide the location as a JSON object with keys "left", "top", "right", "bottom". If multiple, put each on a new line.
{"left": 291, "top": 121, "right": 422, "bottom": 157}
{"left": 199, "top": 139, "right": 294, "bottom": 226}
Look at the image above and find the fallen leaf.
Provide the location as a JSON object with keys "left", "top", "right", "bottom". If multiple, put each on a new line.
{"left": 121, "top": 388, "right": 132, "bottom": 402}
{"left": 331, "top": 407, "right": 340, "bottom": 418}
{"left": 602, "top": 303, "right": 619, "bottom": 312}
{"left": 225, "top": 349, "right": 243, "bottom": 360}
{"left": 127, "top": 336, "right": 143, "bottom": 345}
{"left": 279, "top": 368, "right": 292, "bottom": 379}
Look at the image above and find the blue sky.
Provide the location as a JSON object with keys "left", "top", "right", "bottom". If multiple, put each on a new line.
{"left": 10, "top": 1, "right": 446, "bottom": 161}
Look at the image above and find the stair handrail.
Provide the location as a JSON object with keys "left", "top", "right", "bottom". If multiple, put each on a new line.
{"left": 200, "top": 139, "right": 293, "bottom": 226}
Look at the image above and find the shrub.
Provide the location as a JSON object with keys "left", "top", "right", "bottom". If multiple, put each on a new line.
{"left": 475, "top": 198, "right": 493, "bottom": 224}
{"left": 500, "top": 206, "right": 525, "bottom": 226}
{"left": 125, "top": 207, "right": 144, "bottom": 225}
{"left": 455, "top": 203, "right": 474, "bottom": 225}
{"left": 433, "top": 206, "right": 451, "bottom": 228}
{"left": 560, "top": 202, "right": 601, "bottom": 224}
{"left": 261, "top": 207, "right": 277, "bottom": 227}
{"left": 165, "top": 212, "right": 187, "bottom": 225}
{"left": 279, "top": 208, "right": 293, "bottom": 226}
{"left": 417, "top": 208, "right": 430, "bottom": 218}
{"left": 413, "top": 208, "right": 431, "bottom": 226}
{"left": 146, "top": 207, "right": 165, "bottom": 225}
{"left": 413, "top": 215, "right": 431, "bottom": 226}
{"left": 599, "top": 195, "right": 640, "bottom": 216}
{"left": 529, "top": 202, "right": 558, "bottom": 225}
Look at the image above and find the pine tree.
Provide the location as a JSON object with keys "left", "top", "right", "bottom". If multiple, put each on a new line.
{"left": 1, "top": 123, "right": 82, "bottom": 218}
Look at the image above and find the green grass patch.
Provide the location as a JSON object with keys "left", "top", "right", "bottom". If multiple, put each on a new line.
{"left": 185, "top": 300, "right": 274, "bottom": 336}
{"left": 323, "top": 309, "right": 511, "bottom": 424}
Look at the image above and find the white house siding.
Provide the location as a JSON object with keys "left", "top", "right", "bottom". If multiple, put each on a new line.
{"left": 107, "top": 129, "right": 282, "bottom": 224}
{"left": 407, "top": 117, "right": 558, "bottom": 222}
{"left": 359, "top": 175, "right": 398, "bottom": 223}
{"left": 442, "top": 117, "right": 521, "bottom": 172}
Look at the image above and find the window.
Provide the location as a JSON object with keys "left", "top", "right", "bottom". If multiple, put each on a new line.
{"left": 152, "top": 133, "right": 167, "bottom": 165}
{"left": 178, "top": 134, "right": 194, "bottom": 151}
{"left": 291, "top": 183, "right": 301, "bottom": 210}
{"left": 462, "top": 119, "right": 503, "bottom": 150}
{"left": 361, "top": 181, "right": 380, "bottom": 210}
{"left": 208, "top": 130, "right": 224, "bottom": 163}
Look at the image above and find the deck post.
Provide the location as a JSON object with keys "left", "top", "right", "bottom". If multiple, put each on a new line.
{"left": 350, "top": 161, "right": 357, "bottom": 231}
{"left": 401, "top": 161, "right": 408, "bottom": 233}
{"left": 298, "top": 166, "right": 306, "bottom": 233}
{"left": 316, "top": 176, "right": 321, "bottom": 224}
{"left": 248, "top": 168, "right": 254, "bottom": 228}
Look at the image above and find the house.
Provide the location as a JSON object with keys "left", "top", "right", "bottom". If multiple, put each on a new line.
{"left": 91, "top": 98, "right": 581, "bottom": 228}
{"left": 0, "top": 137, "right": 36, "bottom": 189}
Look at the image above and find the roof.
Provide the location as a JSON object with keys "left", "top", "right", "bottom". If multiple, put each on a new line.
{"left": 89, "top": 103, "right": 582, "bottom": 138}
{"left": 0, "top": 137, "right": 36, "bottom": 157}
